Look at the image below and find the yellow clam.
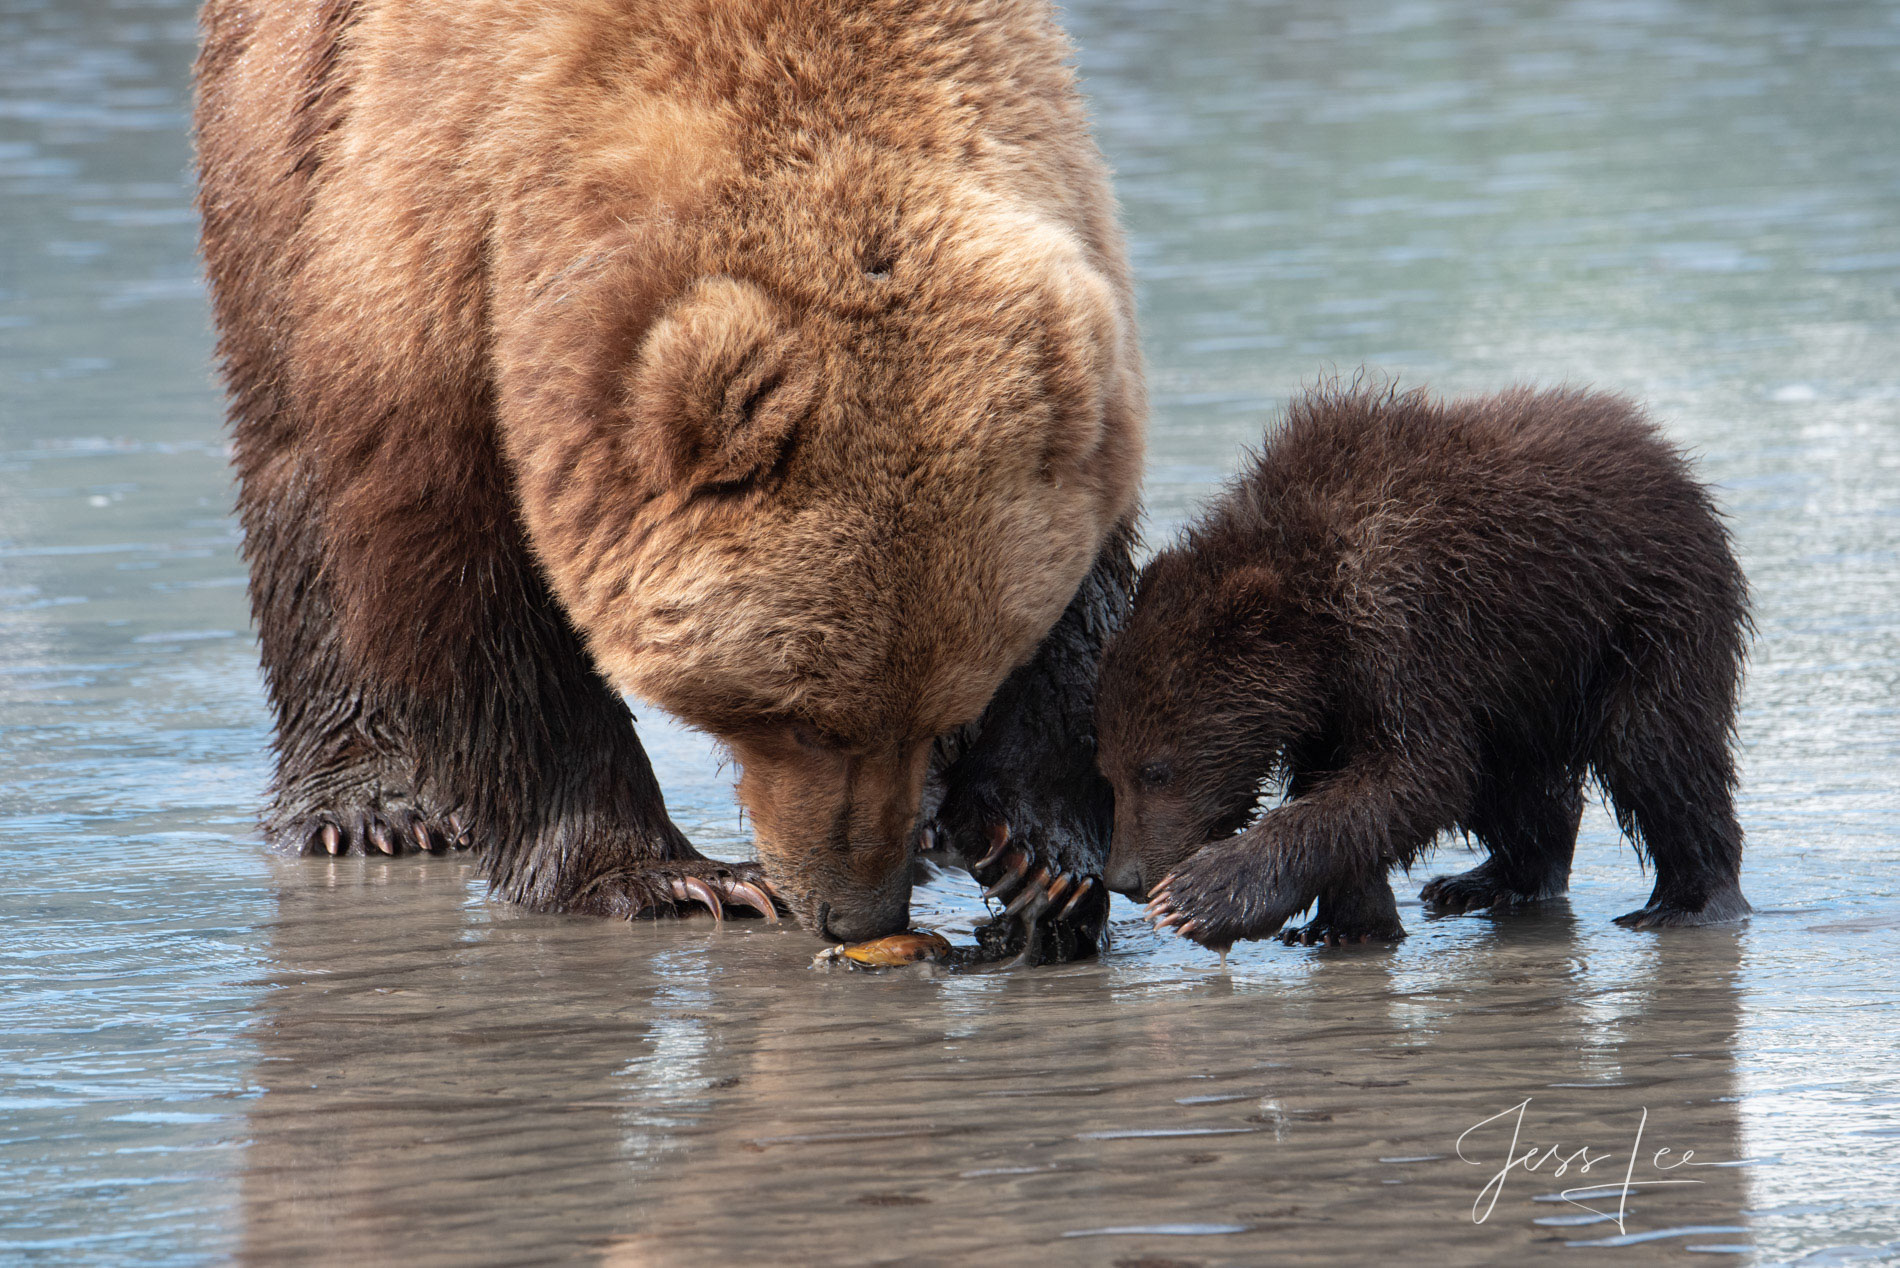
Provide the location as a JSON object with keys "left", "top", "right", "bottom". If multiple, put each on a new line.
{"left": 812, "top": 931, "right": 954, "bottom": 969}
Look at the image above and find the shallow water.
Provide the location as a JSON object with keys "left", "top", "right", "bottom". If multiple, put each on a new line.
{"left": 2, "top": 0, "right": 1898, "bottom": 1263}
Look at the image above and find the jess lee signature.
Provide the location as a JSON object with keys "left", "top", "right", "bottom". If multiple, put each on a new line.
{"left": 1456, "top": 1097, "right": 1734, "bottom": 1230}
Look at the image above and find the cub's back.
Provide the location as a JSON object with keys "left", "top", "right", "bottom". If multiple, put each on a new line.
{"left": 1221, "top": 384, "right": 1736, "bottom": 654}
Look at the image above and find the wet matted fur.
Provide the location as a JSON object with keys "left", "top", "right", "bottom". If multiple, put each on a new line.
{"left": 194, "top": 0, "right": 1144, "bottom": 949}
{"left": 1097, "top": 383, "right": 1751, "bottom": 949}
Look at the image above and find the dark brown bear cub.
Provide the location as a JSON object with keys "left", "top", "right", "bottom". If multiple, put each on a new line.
{"left": 1096, "top": 383, "right": 1751, "bottom": 950}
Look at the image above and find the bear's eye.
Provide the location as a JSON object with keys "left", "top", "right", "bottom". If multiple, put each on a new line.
{"left": 1137, "top": 761, "right": 1173, "bottom": 789}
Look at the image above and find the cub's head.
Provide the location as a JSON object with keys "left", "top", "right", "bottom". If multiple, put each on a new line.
{"left": 561, "top": 195, "right": 1142, "bottom": 940}
{"left": 1094, "top": 545, "right": 1319, "bottom": 901}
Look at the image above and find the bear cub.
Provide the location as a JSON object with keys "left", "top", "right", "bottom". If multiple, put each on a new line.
{"left": 1096, "top": 383, "right": 1751, "bottom": 950}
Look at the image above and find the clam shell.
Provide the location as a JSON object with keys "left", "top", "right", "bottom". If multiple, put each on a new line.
{"left": 813, "top": 931, "right": 953, "bottom": 968}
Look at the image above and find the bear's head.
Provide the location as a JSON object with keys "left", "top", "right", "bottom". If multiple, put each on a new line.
{"left": 1094, "top": 548, "right": 1323, "bottom": 901}
{"left": 574, "top": 195, "right": 1142, "bottom": 940}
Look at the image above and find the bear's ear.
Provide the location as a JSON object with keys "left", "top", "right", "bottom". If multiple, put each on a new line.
{"left": 1036, "top": 256, "right": 1122, "bottom": 474}
{"left": 1212, "top": 564, "right": 1284, "bottom": 635}
{"left": 624, "top": 276, "right": 817, "bottom": 490}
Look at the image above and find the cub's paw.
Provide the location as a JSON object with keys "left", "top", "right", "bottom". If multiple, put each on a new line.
{"left": 1278, "top": 919, "right": 1399, "bottom": 947}
{"left": 1421, "top": 861, "right": 1563, "bottom": 915}
{"left": 569, "top": 859, "right": 784, "bottom": 924}
{"left": 1145, "top": 841, "right": 1314, "bottom": 951}
{"left": 1278, "top": 880, "right": 1405, "bottom": 946}
{"left": 285, "top": 803, "right": 472, "bottom": 858}
{"left": 964, "top": 824, "right": 1109, "bottom": 965}
{"left": 1614, "top": 884, "right": 1750, "bottom": 930}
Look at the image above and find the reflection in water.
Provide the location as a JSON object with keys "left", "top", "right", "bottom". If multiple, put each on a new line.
{"left": 3, "top": 0, "right": 1898, "bottom": 1261}
{"left": 239, "top": 866, "right": 1751, "bottom": 1263}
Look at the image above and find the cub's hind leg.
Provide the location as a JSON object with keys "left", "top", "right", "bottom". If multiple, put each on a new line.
{"left": 1421, "top": 775, "right": 1582, "bottom": 916}
{"left": 1596, "top": 666, "right": 1750, "bottom": 929}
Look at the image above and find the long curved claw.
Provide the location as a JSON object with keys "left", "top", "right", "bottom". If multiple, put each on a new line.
{"left": 413, "top": 821, "right": 447, "bottom": 853}
{"left": 320, "top": 823, "right": 344, "bottom": 856}
{"left": 981, "top": 851, "right": 1030, "bottom": 903}
{"left": 724, "top": 880, "right": 780, "bottom": 923}
{"left": 676, "top": 876, "right": 724, "bottom": 921}
{"left": 368, "top": 821, "right": 399, "bottom": 856}
{"left": 1001, "top": 866, "right": 1053, "bottom": 920}
{"left": 1054, "top": 876, "right": 1093, "bottom": 922}
{"left": 974, "top": 823, "right": 1012, "bottom": 872}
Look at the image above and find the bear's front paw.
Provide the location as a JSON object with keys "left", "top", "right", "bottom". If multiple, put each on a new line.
{"left": 283, "top": 802, "right": 472, "bottom": 857}
{"left": 962, "top": 823, "right": 1109, "bottom": 965}
{"left": 568, "top": 859, "right": 784, "bottom": 923}
{"left": 1144, "top": 841, "right": 1316, "bottom": 951}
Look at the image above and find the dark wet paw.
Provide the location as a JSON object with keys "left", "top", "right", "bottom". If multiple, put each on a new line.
{"left": 289, "top": 805, "right": 473, "bottom": 857}
{"left": 1277, "top": 915, "right": 1405, "bottom": 947}
{"left": 569, "top": 859, "right": 784, "bottom": 924}
{"left": 1144, "top": 842, "right": 1313, "bottom": 951}
{"left": 965, "top": 824, "right": 1109, "bottom": 965}
{"left": 1613, "top": 886, "right": 1751, "bottom": 930}
{"left": 1420, "top": 862, "right": 1563, "bottom": 915}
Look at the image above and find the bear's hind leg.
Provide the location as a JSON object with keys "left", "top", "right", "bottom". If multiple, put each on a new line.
{"left": 1597, "top": 733, "right": 1749, "bottom": 930}
{"left": 1278, "top": 875, "right": 1405, "bottom": 946}
{"left": 1421, "top": 776, "right": 1582, "bottom": 916}
{"left": 1596, "top": 641, "right": 1750, "bottom": 929}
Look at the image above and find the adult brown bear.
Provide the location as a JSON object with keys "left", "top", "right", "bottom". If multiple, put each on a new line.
{"left": 193, "top": 0, "right": 1144, "bottom": 953}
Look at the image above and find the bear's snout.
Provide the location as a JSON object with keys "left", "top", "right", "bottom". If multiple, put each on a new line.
{"left": 1103, "top": 844, "right": 1146, "bottom": 899}
{"left": 728, "top": 732, "right": 933, "bottom": 944}
{"left": 814, "top": 888, "right": 913, "bottom": 944}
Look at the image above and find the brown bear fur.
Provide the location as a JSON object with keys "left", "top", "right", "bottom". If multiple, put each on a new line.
{"left": 194, "top": 0, "right": 1144, "bottom": 945}
{"left": 1096, "top": 384, "right": 1750, "bottom": 950}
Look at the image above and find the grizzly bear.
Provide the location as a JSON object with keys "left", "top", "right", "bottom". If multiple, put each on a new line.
{"left": 1095, "top": 384, "right": 1751, "bottom": 950}
{"left": 192, "top": 0, "right": 1143, "bottom": 953}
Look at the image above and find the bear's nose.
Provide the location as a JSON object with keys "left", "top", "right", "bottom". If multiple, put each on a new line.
{"left": 1103, "top": 851, "right": 1145, "bottom": 899}
{"left": 817, "top": 894, "right": 911, "bottom": 944}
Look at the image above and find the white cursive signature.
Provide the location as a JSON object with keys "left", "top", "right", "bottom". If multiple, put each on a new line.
{"left": 1455, "top": 1097, "right": 1724, "bottom": 1231}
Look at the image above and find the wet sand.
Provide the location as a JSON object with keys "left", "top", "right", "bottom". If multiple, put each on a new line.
{"left": 226, "top": 855, "right": 1763, "bottom": 1265}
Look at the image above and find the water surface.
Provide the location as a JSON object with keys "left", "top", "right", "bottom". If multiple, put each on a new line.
{"left": 3, "top": 0, "right": 1898, "bottom": 1263}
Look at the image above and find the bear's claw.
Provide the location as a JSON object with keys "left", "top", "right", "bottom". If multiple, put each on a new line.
{"left": 1612, "top": 886, "right": 1749, "bottom": 929}
{"left": 297, "top": 808, "right": 471, "bottom": 858}
{"left": 571, "top": 861, "right": 786, "bottom": 924}
{"left": 967, "top": 829, "right": 1106, "bottom": 964}
{"left": 1276, "top": 918, "right": 1399, "bottom": 947}
{"left": 1420, "top": 861, "right": 1563, "bottom": 915}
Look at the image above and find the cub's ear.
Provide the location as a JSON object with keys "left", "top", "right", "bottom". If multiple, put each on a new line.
{"left": 1212, "top": 564, "right": 1284, "bottom": 632}
{"left": 624, "top": 276, "right": 816, "bottom": 490}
